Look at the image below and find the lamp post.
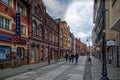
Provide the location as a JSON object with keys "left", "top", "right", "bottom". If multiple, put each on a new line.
{"left": 86, "top": 38, "right": 90, "bottom": 56}
{"left": 100, "top": 0, "right": 109, "bottom": 80}
{"left": 48, "top": 42, "right": 50, "bottom": 64}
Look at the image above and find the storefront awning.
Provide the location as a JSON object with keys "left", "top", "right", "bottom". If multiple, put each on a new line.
{"left": 111, "top": 17, "right": 120, "bottom": 32}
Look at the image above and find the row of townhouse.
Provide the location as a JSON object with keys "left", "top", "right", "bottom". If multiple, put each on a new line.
{"left": 93, "top": 0, "right": 120, "bottom": 67}
{"left": 0, "top": 0, "right": 87, "bottom": 69}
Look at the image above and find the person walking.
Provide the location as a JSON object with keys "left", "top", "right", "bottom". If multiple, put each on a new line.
{"left": 71, "top": 54, "right": 75, "bottom": 63}
{"left": 88, "top": 56, "right": 91, "bottom": 65}
{"left": 65, "top": 53, "right": 68, "bottom": 62}
{"left": 69, "top": 54, "right": 71, "bottom": 62}
{"left": 75, "top": 53, "right": 79, "bottom": 63}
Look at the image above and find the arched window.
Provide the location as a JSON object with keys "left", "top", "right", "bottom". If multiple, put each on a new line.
{"left": 32, "top": 21, "right": 37, "bottom": 36}
{"left": 39, "top": 25, "right": 43, "bottom": 40}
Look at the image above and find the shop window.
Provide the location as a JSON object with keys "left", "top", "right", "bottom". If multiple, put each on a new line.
{"left": 16, "top": 47, "right": 24, "bottom": 59}
{"left": 0, "top": 16, "right": 10, "bottom": 30}
{"left": 0, "top": 46, "right": 10, "bottom": 61}
{"left": 45, "top": 48, "right": 48, "bottom": 58}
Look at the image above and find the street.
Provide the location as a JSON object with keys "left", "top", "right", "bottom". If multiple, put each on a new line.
{"left": 4, "top": 56, "right": 86, "bottom": 80}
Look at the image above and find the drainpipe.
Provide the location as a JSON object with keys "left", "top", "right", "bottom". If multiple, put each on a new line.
{"left": 117, "top": 32, "right": 120, "bottom": 67}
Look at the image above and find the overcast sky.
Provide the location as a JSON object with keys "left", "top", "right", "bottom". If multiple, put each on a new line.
{"left": 43, "top": 0, "right": 94, "bottom": 45}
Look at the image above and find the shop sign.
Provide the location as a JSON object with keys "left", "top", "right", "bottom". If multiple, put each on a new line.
{"left": 107, "top": 40, "right": 115, "bottom": 46}
{"left": 0, "top": 47, "right": 10, "bottom": 60}
{"left": 0, "top": 35, "right": 12, "bottom": 41}
{"left": 12, "top": 48, "right": 17, "bottom": 52}
{"left": 15, "top": 13, "right": 21, "bottom": 42}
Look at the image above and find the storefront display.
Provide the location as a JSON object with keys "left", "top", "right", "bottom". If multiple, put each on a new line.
{"left": 0, "top": 46, "right": 10, "bottom": 61}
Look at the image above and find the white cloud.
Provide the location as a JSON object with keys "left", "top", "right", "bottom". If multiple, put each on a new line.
{"left": 64, "top": 1, "right": 93, "bottom": 44}
{"left": 43, "top": 0, "right": 94, "bottom": 45}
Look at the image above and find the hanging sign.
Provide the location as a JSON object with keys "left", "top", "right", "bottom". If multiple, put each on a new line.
{"left": 107, "top": 40, "right": 115, "bottom": 46}
{"left": 15, "top": 13, "right": 21, "bottom": 42}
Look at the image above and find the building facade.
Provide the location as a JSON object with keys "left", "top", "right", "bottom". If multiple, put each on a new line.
{"left": 28, "top": 0, "right": 46, "bottom": 64}
{"left": 93, "top": 0, "right": 120, "bottom": 67}
{"left": 0, "top": 0, "right": 31, "bottom": 68}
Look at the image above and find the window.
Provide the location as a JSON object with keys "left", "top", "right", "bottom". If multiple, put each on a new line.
{"left": 17, "top": 2, "right": 25, "bottom": 16}
{"left": 0, "top": 16, "right": 10, "bottom": 30}
{"left": 0, "top": 46, "right": 10, "bottom": 61}
{"left": 39, "top": 25, "right": 43, "bottom": 40}
{"left": 20, "top": 25, "right": 26, "bottom": 35}
{"left": 16, "top": 47, "right": 24, "bottom": 59}
{"left": 50, "top": 31, "right": 52, "bottom": 42}
{"left": 34, "top": 6, "right": 37, "bottom": 14}
{"left": 45, "top": 29, "right": 48, "bottom": 41}
{"left": 32, "top": 21, "right": 37, "bottom": 36}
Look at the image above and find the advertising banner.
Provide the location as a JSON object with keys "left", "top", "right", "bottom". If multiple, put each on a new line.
{"left": 0, "top": 47, "right": 10, "bottom": 60}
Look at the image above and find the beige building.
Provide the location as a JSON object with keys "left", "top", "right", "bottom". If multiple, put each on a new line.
{"left": 110, "top": 0, "right": 120, "bottom": 67}
{"left": 93, "top": 0, "right": 120, "bottom": 66}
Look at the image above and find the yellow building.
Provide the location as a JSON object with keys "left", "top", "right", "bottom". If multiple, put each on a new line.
{"left": 62, "top": 21, "right": 69, "bottom": 50}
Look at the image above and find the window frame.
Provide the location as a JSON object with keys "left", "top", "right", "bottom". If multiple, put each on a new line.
{"left": 17, "top": 1, "right": 26, "bottom": 16}
{"left": 39, "top": 25, "right": 43, "bottom": 40}
{"left": 16, "top": 47, "right": 24, "bottom": 60}
{"left": 0, "top": 16, "right": 10, "bottom": 30}
{"left": 32, "top": 21, "right": 37, "bottom": 36}
{"left": 20, "top": 25, "right": 26, "bottom": 35}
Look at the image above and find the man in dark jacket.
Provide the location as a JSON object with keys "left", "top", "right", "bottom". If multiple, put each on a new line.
{"left": 75, "top": 53, "right": 79, "bottom": 63}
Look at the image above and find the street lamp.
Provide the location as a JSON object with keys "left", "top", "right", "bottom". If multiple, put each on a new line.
{"left": 100, "top": 0, "right": 109, "bottom": 80}
{"left": 86, "top": 38, "right": 90, "bottom": 56}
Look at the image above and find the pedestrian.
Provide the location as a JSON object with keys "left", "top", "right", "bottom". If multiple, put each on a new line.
{"left": 75, "top": 53, "right": 79, "bottom": 63}
{"left": 69, "top": 54, "right": 71, "bottom": 62}
{"left": 64, "top": 53, "right": 68, "bottom": 62}
{"left": 88, "top": 56, "right": 91, "bottom": 65}
{"left": 71, "top": 54, "right": 75, "bottom": 63}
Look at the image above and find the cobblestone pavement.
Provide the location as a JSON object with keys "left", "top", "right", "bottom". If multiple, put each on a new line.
{"left": 0, "top": 59, "right": 64, "bottom": 80}
{"left": 83, "top": 59, "right": 92, "bottom": 80}
{"left": 90, "top": 56, "right": 120, "bottom": 80}
{"left": 1, "top": 56, "right": 86, "bottom": 80}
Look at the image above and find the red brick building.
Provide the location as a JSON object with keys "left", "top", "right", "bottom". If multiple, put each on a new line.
{"left": 0, "top": 0, "right": 31, "bottom": 68}
{"left": 55, "top": 18, "right": 64, "bottom": 58}
{"left": 28, "top": 0, "right": 46, "bottom": 64}
{"left": 46, "top": 13, "right": 59, "bottom": 61}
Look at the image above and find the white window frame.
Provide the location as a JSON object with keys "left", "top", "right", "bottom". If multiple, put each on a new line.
{"left": 0, "top": 16, "right": 10, "bottom": 30}
{"left": 16, "top": 1, "right": 26, "bottom": 16}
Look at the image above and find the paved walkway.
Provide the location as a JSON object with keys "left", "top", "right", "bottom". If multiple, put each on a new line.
{"left": 0, "top": 59, "right": 64, "bottom": 79}
{"left": 90, "top": 56, "right": 120, "bottom": 80}
{"left": 2, "top": 56, "right": 86, "bottom": 80}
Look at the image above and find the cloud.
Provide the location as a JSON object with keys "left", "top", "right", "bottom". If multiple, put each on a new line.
{"left": 64, "top": 0, "right": 93, "bottom": 44}
{"left": 43, "top": 0, "right": 94, "bottom": 45}
{"left": 43, "top": 0, "right": 72, "bottom": 19}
